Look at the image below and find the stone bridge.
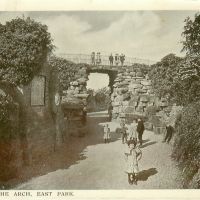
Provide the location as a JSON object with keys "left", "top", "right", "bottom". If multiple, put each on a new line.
{"left": 60, "top": 54, "right": 167, "bottom": 132}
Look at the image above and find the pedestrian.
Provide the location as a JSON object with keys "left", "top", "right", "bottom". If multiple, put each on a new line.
{"left": 162, "top": 124, "right": 174, "bottom": 143}
{"left": 96, "top": 52, "right": 101, "bottom": 65}
{"left": 128, "top": 119, "right": 138, "bottom": 143}
{"left": 136, "top": 118, "right": 145, "bottom": 146}
{"left": 115, "top": 53, "right": 119, "bottom": 66}
{"left": 108, "top": 103, "right": 113, "bottom": 122}
{"left": 82, "top": 106, "right": 87, "bottom": 125}
{"left": 109, "top": 54, "right": 114, "bottom": 66}
{"left": 120, "top": 54, "right": 125, "bottom": 66}
{"left": 103, "top": 124, "right": 110, "bottom": 143}
{"left": 124, "top": 139, "right": 142, "bottom": 185}
{"left": 120, "top": 122, "right": 128, "bottom": 144}
{"left": 91, "top": 52, "right": 95, "bottom": 65}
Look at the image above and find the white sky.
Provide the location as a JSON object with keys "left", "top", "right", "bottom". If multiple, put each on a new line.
{"left": 0, "top": 11, "right": 198, "bottom": 61}
{"left": 87, "top": 73, "right": 109, "bottom": 90}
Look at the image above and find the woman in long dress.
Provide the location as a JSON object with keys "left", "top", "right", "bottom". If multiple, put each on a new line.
{"left": 128, "top": 119, "right": 138, "bottom": 143}
{"left": 124, "top": 140, "right": 142, "bottom": 185}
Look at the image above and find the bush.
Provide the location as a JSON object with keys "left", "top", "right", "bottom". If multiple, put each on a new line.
{"left": 172, "top": 101, "right": 200, "bottom": 188}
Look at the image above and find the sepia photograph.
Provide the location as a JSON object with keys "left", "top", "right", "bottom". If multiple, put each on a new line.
{"left": 0, "top": 0, "right": 200, "bottom": 199}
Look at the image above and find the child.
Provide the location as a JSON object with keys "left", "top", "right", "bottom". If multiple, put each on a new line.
{"left": 124, "top": 139, "right": 142, "bottom": 185}
{"left": 103, "top": 124, "right": 110, "bottom": 143}
{"left": 120, "top": 122, "right": 128, "bottom": 144}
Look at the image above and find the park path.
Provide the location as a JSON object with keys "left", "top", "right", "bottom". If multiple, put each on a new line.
{"left": 16, "top": 111, "right": 181, "bottom": 189}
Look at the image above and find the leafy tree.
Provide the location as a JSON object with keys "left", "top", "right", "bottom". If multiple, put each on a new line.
{"left": 0, "top": 17, "right": 53, "bottom": 164}
{"left": 149, "top": 54, "right": 184, "bottom": 104}
{"left": 48, "top": 56, "right": 78, "bottom": 93}
{"left": 0, "top": 17, "right": 53, "bottom": 86}
{"left": 180, "top": 13, "right": 200, "bottom": 81}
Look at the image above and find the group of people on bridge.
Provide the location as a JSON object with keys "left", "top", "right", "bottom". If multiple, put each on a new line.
{"left": 91, "top": 52, "right": 125, "bottom": 66}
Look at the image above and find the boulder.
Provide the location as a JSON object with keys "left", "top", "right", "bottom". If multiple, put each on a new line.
{"left": 141, "top": 80, "right": 151, "bottom": 86}
{"left": 140, "top": 95, "right": 149, "bottom": 102}
{"left": 125, "top": 106, "right": 135, "bottom": 113}
{"left": 71, "top": 81, "right": 79, "bottom": 86}
{"left": 136, "top": 72, "right": 143, "bottom": 77}
{"left": 77, "top": 77, "right": 87, "bottom": 85}
{"left": 74, "top": 94, "right": 89, "bottom": 98}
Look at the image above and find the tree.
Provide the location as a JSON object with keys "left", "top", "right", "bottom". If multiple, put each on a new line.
{"left": 149, "top": 54, "right": 185, "bottom": 104}
{"left": 0, "top": 17, "right": 53, "bottom": 85}
{"left": 48, "top": 56, "right": 76, "bottom": 94}
{"left": 0, "top": 17, "right": 53, "bottom": 164}
{"left": 180, "top": 13, "right": 200, "bottom": 79}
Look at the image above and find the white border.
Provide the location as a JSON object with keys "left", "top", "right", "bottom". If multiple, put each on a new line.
{"left": 0, "top": 0, "right": 200, "bottom": 199}
{"left": 0, "top": 0, "right": 200, "bottom": 11}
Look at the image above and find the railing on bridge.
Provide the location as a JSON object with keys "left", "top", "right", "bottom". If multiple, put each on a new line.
{"left": 57, "top": 53, "right": 156, "bottom": 66}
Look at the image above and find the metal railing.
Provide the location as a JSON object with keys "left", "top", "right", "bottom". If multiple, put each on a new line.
{"left": 57, "top": 53, "right": 156, "bottom": 66}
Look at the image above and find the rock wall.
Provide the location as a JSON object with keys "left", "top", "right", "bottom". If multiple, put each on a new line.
{"left": 62, "top": 63, "right": 171, "bottom": 133}
{"left": 111, "top": 65, "right": 155, "bottom": 123}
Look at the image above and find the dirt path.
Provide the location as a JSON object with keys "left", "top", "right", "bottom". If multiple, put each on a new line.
{"left": 16, "top": 111, "right": 181, "bottom": 189}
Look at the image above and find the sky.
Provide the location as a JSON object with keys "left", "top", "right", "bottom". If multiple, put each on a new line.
{"left": 0, "top": 11, "right": 198, "bottom": 62}
{"left": 87, "top": 73, "right": 109, "bottom": 90}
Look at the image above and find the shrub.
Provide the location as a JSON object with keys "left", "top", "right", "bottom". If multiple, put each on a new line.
{"left": 172, "top": 101, "right": 200, "bottom": 187}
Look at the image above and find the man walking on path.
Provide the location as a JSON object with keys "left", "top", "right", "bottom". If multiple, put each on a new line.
{"left": 163, "top": 125, "right": 174, "bottom": 143}
{"left": 137, "top": 118, "right": 145, "bottom": 146}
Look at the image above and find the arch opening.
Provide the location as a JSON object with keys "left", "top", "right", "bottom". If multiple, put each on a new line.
{"left": 86, "top": 73, "right": 111, "bottom": 114}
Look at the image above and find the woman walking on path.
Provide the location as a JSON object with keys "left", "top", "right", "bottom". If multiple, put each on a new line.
{"left": 137, "top": 118, "right": 145, "bottom": 146}
{"left": 124, "top": 140, "right": 142, "bottom": 185}
{"left": 103, "top": 124, "right": 111, "bottom": 143}
{"left": 128, "top": 120, "right": 138, "bottom": 143}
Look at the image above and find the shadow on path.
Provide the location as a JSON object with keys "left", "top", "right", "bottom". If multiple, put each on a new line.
{"left": 137, "top": 168, "right": 158, "bottom": 181}
{"left": 140, "top": 141, "right": 157, "bottom": 148}
{"left": 17, "top": 112, "right": 121, "bottom": 185}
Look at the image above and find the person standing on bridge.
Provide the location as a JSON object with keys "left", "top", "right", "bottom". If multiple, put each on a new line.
{"left": 120, "top": 54, "right": 125, "bottom": 66}
{"left": 91, "top": 52, "right": 95, "bottom": 65}
{"left": 109, "top": 54, "right": 114, "bottom": 66}
{"left": 115, "top": 53, "right": 119, "bottom": 66}
{"left": 96, "top": 52, "right": 101, "bottom": 65}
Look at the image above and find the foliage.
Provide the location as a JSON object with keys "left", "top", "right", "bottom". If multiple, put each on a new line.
{"left": 48, "top": 56, "right": 88, "bottom": 93}
{"left": 87, "top": 87, "right": 111, "bottom": 112}
{"left": 0, "top": 94, "right": 14, "bottom": 124}
{"left": 94, "top": 87, "right": 111, "bottom": 104}
{"left": 149, "top": 54, "right": 184, "bottom": 103}
{"left": 0, "top": 17, "right": 53, "bottom": 86}
{"left": 150, "top": 13, "right": 200, "bottom": 188}
{"left": 182, "top": 13, "right": 200, "bottom": 57}
{"left": 172, "top": 102, "right": 200, "bottom": 187}
{"left": 0, "top": 92, "right": 18, "bottom": 140}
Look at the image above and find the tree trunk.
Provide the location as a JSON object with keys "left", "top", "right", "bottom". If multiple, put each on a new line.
{"left": 0, "top": 82, "right": 31, "bottom": 165}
